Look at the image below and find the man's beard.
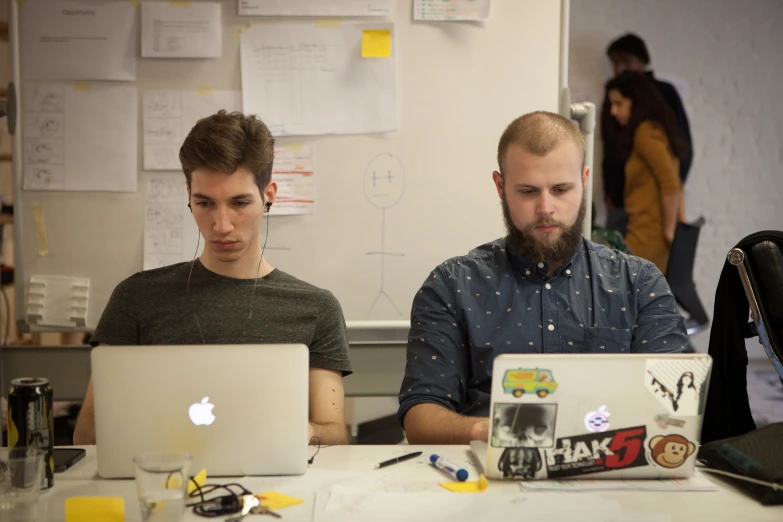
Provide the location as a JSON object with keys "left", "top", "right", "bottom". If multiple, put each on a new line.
{"left": 502, "top": 193, "right": 587, "bottom": 263}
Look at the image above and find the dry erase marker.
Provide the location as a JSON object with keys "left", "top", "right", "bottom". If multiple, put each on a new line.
{"left": 430, "top": 454, "right": 469, "bottom": 482}
{"left": 376, "top": 451, "right": 422, "bottom": 469}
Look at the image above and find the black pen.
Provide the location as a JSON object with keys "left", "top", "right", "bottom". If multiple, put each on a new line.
{"left": 376, "top": 451, "right": 423, "bottom": 469}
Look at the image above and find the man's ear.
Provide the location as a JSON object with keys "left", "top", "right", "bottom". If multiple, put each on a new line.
{"left": 264, "top": 181, "right": 278, "bottom": 206}
{"left": 582, "top": 166, "right": 591, "bottom": 188}
{"left": 492, "top": 171, "right": 505, "bottom": 199}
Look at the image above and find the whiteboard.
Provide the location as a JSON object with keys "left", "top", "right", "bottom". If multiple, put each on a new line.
{"left": 13, "top": 0, "right": 562, "bottom": 329}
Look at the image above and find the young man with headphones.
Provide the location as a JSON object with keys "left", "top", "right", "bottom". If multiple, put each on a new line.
{"left": 74, "top": 111, "right": 352, "bottom": 445}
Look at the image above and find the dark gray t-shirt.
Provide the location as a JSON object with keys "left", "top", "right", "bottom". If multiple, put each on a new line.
{"left": 91, "top": 260, "right": 352, "bottom": 375}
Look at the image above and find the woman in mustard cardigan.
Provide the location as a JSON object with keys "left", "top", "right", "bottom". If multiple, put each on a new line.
{"left": 605, "top": 72, "right": 691, "bottom": 274}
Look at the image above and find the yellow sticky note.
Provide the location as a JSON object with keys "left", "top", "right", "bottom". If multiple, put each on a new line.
{"left": 127, "top": 0, "right": 141, "bottom": 8}
{"left": 315, "top": 19, "right": 341, "bottom": 28}
{"left": 33, "top": 204, "right": 49, "bottom": 257}
{"left": 65, "top": 497, "right": 125, "bottom": 522}
{"left": 440, "top": 474, "right": 488, "bottom": 493}
{"left": 256, "top": 491, "right": 304, "bottom": 510}
{"left": 282, "top": 143, "right": 303, "bottom": 153}
{"left": 169, "top": 0, "right": 192, "bottom": 6}
{"left": 74, "top": 82, "right": 92, "bottom": 92}
{"left": 234, "top": 21, "right": 253, "bottom": 38}
{"left": 362, "top": 30, "right": 391, "bottom": 58}
{"left": 188, "top": 468, "right": 207, "bottom": 496}
{"left": 196, "top": 86, "right": 214, "bottom": 96}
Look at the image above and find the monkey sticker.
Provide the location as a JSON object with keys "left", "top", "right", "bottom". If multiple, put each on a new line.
{"left": 648, "top": 434, "right": 696, "bottom": 469}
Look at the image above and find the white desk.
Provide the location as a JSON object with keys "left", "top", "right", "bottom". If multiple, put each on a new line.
{"left": 42, "top": 445, "right": 782, "bottom": 521}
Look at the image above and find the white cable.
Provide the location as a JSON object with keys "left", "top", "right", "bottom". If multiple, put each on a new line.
{"left": 697, "top": 464, "right": 782, "bottom": 491}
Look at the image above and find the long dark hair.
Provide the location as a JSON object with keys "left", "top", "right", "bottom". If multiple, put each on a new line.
{"left": 606, "top": 72, "right": 690, "bottom": 165}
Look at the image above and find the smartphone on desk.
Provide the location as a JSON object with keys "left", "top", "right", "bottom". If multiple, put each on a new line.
{"left": 54, "top": 447, "right": 86, "bottom": 473}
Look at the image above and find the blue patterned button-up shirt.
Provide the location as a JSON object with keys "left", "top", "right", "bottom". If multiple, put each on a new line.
{"left": 398, "top": 237, "right": 689, "bottom": 423}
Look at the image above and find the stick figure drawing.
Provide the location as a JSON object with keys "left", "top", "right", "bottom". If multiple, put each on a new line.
{"left": 364, "top": 153, "right": 405, "bottom": 317}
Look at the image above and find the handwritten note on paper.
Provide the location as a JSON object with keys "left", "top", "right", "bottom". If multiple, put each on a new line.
{"left": 23, "top": 83, "right": 137, "bottom": 192}
{"left": 270, "top": 146, "right": 316, "bottom": 215}
{"left": 141, "top": 2, "right": 222, "bottom": 58}
{"left": 315, "top": 487, "right": 625, "bottom": 522}
{"left": 238, "top": 0, "right": 393, "bottom": 17}
{"left": 142, "top": 90, "right": 242, "bottom": 171}
{"left": 413, "top": 0, "right": 491, "bottom": 21}
{"left": 240, "top": 23, "right": 396, "bottom": 136}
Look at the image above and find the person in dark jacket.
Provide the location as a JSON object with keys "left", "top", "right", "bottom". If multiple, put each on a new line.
{"left": 601, "top": 33, "right": 693, "bottom": 234}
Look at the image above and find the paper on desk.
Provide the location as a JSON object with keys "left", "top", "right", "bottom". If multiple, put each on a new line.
{"left": 143, "top": 90, "right": 242, "bottom": 171}
{"left": 238, "top": 0, "right": 393, "bottom": 17}
{"left": 141, "top": 2, "right": 222, "bottom": 58}
{"left": 240, "top": 23, "right": 397, "bottom": 137}
{"left": 413, "top": 0, "right": 491, "bottom": 21}
{"left": 65, "top": 497, "right": 124, "bottom": 522}
{"left": 518, "top": 469, "right": 719, "bottom": 492}
{"left": 23, "top": 83, "right": 137, "bottom": 192}
{"left": 315, "top": 486, "right": 625, "bottom": 522}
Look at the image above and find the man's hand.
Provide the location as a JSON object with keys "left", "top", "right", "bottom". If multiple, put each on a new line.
{"left": 468, "top": 418, "right": 489, "bottom": 442}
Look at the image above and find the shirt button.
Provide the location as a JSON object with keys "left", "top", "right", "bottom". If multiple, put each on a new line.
{"left": 548, "top": 324, "right": 555, "bottom": 331}
{"left": 566, "top": 269, "right": 571, "bottom": 275}
{"left": 538, "top": 262, "right": 545, "bottom": 268}
{"left": 545, "top": 283, "right": 552, "bottom": 289}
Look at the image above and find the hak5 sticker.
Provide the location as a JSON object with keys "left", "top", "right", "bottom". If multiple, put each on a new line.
{"left": 544, "top": 425, "right": 648, "bottom": 478}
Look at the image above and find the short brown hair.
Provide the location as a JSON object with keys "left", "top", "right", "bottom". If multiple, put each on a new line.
{"left": 497, "top": 111, "right": 585, "bottom": 174}
{"left": 179, "top": 110, "right": 275, "bottom": 195}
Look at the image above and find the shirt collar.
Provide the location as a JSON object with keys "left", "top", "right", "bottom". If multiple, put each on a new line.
{"left": 505, "top": 237, "right": 585, "bottom": 280}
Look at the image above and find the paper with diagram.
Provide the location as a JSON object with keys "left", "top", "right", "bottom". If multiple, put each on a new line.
{"left": 270, "top": 146, "right": 315, "bottom": 215}
{"left": 240, "top": 23, "right": 397, "bottom": 137}
{"left": 238, "top": 0, "right": 393, "bottom": 16}
{"left": 141, "top": 2, "right": 222, "bottom": 58}
{"left": 143, "top": 173, "right": 202, "bottom": 270}
{"left": 21, "top": 0, "right": 137, "bottom": 80}
{"left": 413, "top": 0, "right": 491, "bottom": 21}
{"left": 23, "top": 83, "right": 137, "bottom": 192}
{"left": 143, "top": 90, "right": 242, "bottom": 171}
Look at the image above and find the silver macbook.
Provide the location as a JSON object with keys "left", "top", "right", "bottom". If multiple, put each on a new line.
{"left": 471, "top": 353, "right": 712, "bottom": 480}
{"left": 92, "top": 344, "right": 309, "bottom": 478}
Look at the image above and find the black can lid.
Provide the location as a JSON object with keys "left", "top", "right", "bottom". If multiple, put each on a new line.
{"left": 11, "top": 377, "right": 50, "bottom": 387}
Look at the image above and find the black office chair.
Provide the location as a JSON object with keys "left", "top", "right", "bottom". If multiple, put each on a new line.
{"left": 666, "top": 217, "right": 709, "bottom": 335}
{"left": 728, "top": 239, "right": 783, "bottom": 381}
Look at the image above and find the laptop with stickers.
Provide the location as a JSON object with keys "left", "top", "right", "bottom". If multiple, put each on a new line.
{"left": 470, "top": 353, "right": 712, "bottom": 480}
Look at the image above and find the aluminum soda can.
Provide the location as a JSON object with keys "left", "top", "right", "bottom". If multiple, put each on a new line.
{"left": 8, "top": 377, "right": 55, "bottom": 489}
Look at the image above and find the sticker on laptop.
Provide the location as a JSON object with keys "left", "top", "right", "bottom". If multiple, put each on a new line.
{"left": 584, "top": 405, "right": 611, "bottom": 432}
{"left": 502, "top": 368, "right": 558, "bottom": 398}
{"left": 497, "top": 447, "right": 544, "bottom": 479}
{"left": 648, "top": 434, "right": 696, "bottom": 469}
{"left": 491, "top": 403, "right": 557, "bottom": 448}
{"left": 644, "top": 358, "right": 710, "bottom": 416}
{"left": 542, "top": 425, "right": 648, "bottom": 478}
{"left": 654, "top": 413, "right": 686, "bottom": 429}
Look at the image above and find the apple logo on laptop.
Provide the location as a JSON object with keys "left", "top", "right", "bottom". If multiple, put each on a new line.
{"left": 188, "top": 396, "right": 216, "bottom": 426}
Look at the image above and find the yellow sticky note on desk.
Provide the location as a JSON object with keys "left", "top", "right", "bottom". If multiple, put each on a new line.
{"left": 257, "top": 491, "right": 304, "bottom": 510}
{"left": 362, "top": 30, "right": 391, "bottom": 58}
{"left": 440, "top": 474, "right": 488, "bottom": 493}
{"left": 65, "top": 497, "right": 125, "bottom": 522}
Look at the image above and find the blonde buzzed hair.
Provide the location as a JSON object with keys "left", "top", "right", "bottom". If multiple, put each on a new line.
{"left": 497, "top": 111, "right": 585, "bottom": 174}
